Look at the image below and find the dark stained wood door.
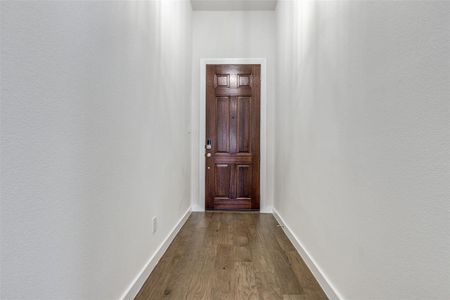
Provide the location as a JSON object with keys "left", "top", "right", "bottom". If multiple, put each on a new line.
{"left": 205, "top": 64, "right": 260, "bottom": 210}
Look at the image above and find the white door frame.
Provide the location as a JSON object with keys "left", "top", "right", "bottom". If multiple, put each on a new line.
{"left": 197, "top": 58, "right": 268, "bottom": 212}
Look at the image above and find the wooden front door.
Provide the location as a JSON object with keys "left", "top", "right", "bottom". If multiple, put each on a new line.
{"left": 205, "top": 64, "right": 260, "bottom": 210}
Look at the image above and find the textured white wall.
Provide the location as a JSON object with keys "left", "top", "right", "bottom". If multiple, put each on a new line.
{"left": 191, "top": 11, "right": 276, "bottom": 212}
{"left": 0, "top": 1, "right": 191, "bottom": 299}
{"left": 275, "top": 1, "right": 450, "bottom": 299}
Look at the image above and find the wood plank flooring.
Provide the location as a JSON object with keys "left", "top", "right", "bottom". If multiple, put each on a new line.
{"left": 135, "top": 212, "right": 327, "bottom": 300}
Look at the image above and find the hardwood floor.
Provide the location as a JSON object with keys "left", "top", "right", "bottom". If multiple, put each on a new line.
{"left": 135, "top": 212, "right": 327, "bottom": 300}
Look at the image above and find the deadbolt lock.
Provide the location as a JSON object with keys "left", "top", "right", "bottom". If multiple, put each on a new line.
{"left": 206, "top": 139, "right": 212, "bottom": 150}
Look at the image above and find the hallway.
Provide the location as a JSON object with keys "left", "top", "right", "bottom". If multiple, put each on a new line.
{"left": 1, "top": 0, "right": 450, "bottom": 299}
{"left": 135, "top": 212, "right": 327, "bottom": 300}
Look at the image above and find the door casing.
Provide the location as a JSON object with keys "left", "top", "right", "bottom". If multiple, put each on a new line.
{"left": 196, "top": 58, "right": 268, "bottom": 212}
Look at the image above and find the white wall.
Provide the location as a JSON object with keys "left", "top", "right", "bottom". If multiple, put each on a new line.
{"left": 275, "top": 1, "right": 450, "bottom": 299}
{"left": 191, "top": 11, "right": 276, "bottom": 212}
{"left": 0, "top": 1, "right": 191, "bottom": 299}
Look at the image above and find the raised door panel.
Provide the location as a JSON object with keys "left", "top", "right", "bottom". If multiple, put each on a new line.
{"left": 237, "top": 97, "right": 251, "bottom": 153}
{"left": 214, "top": 164, "right": 231, "bottom": 198}
{"left": 238, "top": 74, "right": 251, "bottom": 87}
{"left": 215, "top": 74, "right": 230, "bottom": 87}
{"left": 216, "top": 97, "right": 230, "bottom": 153}
{"left": 236, "top": 165, "right": 252, "bottom": 199}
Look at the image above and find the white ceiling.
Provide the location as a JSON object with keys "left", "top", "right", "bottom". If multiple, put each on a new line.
{"left": 191, "top": 0, "right": 278, "bottom": 11}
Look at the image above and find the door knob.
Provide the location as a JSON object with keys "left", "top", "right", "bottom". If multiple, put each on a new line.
{"left": 206, "top": 153, "right": 212, "bottom": 157}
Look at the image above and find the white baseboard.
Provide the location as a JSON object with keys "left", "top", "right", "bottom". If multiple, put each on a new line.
{"left": 191, "top": 204, "right": 205, "bottom": 212}
{"left": 272, "top": 208, "right": 343, "bottom": 300}
{"left": 121, "top": 207, "right": 192, "bottom": 300}
{"left": 260, "top": 206, "right": 273, "bottom": 213}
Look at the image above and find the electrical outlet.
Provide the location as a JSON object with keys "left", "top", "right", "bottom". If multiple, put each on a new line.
{"left": 152, "top": 216, "right": 157, "bottom": 234}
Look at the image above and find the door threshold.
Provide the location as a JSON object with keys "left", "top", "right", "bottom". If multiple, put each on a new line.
{"left": 204, "top": 209, "right": 261, "bottom": 213}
